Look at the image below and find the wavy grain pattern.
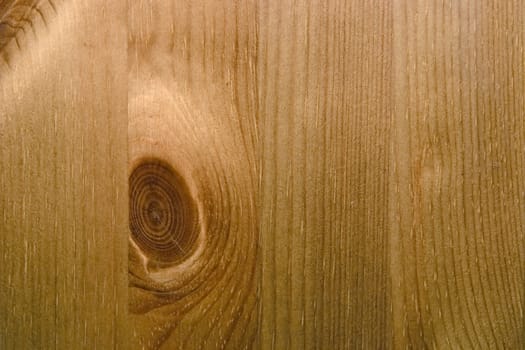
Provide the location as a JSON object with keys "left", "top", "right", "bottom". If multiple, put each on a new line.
{"left": 0, "top": 0, "right": 524, "bottom": 349}
{"left": 0, "top": 0, "right": 56, "bottom": 66}
{"left": 128, "top": 0, "right": 259, "bottom": 348}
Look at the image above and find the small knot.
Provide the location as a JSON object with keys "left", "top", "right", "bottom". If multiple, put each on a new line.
{"left": 129, "top": 159, "right": 199, "bottom": 266}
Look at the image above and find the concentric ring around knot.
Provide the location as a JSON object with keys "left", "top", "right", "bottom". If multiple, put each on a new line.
{"left": 129, "top": 159, "right": 199, "bottom": 266}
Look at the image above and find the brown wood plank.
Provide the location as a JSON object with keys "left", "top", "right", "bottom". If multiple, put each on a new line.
{"left": 391, "top": 0, "right": 525, "bottom": 347}
{"left": 1, "top": 0, "right": 523, "bottom": 348}
{"left": 128, "top": 0, "right": 259, "bottom": 348}
{"left": 0, "top": 0, "right": 128, "bottom": 348}
{"left": 258, "top": 1, "right": 393, "bottom": 348}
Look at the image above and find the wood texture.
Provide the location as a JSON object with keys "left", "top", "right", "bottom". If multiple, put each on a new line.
{"left": 392, "top": 1, "right": 525, "bottom": 348}
{"left": 1, "top": 0, "right": 524, "bottom": 349}
{"left": 0, "top": 0, "right": 128, "bottom": 348}
{"left": 128, "top": 0, "right": 259, "bottom": 348}
{"left": 258, "top": 1, "right": 392, "bottom": 349}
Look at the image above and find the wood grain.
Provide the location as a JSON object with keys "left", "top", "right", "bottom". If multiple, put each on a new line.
{"left": 1, "top": 0, "right": 524, "bottom": 348}
{"left": 0, "top": 0, "right": 56, "bottom": 66}
{"left": 128, "top": 0, "right": 259, "bottom": 348}
{"left": 258, "top": 1, "right": 392, "bottom": 348}
{"left": 392, "top": 0, "right": 525, "bottom": 348}
{"left": 0, "top": 0, "right": 128, "bottom": 348}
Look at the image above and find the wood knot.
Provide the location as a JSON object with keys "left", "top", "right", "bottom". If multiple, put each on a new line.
{"left": 129, "top": 159, "right": 199, "bottom": 266}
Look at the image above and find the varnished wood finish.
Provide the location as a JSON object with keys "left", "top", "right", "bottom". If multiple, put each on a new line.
{"left": 1, "top": 0, "right": 523, "bottom": 348}
{"left": 128, "top": 0, "right": 259, "bottom": 348}
{"left": 258, "top": 1, "right": 392, "bottom": 348}
{"left": 0, "top": 0, "right": 127, "bottom": 348}
{"left": 392, "top": 1, "right": 524, "bottom": 348}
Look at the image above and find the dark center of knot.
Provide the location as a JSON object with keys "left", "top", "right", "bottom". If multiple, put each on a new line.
{"left": 145, "top": 200, "right": 165, "bottom": 226}
{"left": 129, "top": 158, "right": 200, "bottom": 266}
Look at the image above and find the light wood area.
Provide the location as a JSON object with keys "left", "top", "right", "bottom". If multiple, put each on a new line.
{"left": 1, "top": 0, "right": 524, "bottom": 349}
{"left": 0, "top": 0, "right": 128, "bottom": 349}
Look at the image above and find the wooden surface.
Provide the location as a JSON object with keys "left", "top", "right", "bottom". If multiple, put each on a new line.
{"left": 0, "top": 0, "right": 128, "bottom": 348}
{"left": 128, "top": 0, "right": 259, "bottom": 348}
{"left": 392, "top": 1, "right": 525, "bottom": 348}
{"left": 258, "top": 1, "right": 392, "bottom": 348}
{"left": 1, "top": 0, "right": 524, "bottom": 349}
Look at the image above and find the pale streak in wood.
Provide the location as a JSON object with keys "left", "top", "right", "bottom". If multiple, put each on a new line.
{"left": 392, "top": 0, "right": 525, "bottom": 348}
{"left": 129, "top": 0, "right": 258, "bottom": 348}
{"left": 0, "top": 0, "right": 128, "bottom": 348}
